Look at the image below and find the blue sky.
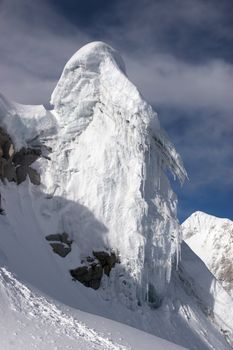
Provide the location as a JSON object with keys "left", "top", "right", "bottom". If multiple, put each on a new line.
{"left": 0, "top": 0, "right": 232, "bottom": 222}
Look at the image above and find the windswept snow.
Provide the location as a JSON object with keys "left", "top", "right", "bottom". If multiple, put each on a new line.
{"left": 0, "top": 267, "right": 186, "bottom": 350}
{"left": 0, "top": 93, "right": 57, "bottom": 150}
{"left": 48, "top": 41, "right": 187, "bottom": 305}
{"left": 182, "top": 211, "right": 233, "bottom": 298}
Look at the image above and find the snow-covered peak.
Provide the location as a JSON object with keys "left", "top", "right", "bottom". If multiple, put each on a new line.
{"left": 0, "top": 42, "right": 186, "bottom": 309}
{"left": 182, "top": 211, "right": 233, "bottom": 297}
{"left": 62, "top": 41, "right": 126, "bottom": 74}
{"left": 51, "top": 41, "right": 157, "bottom": 138}
{"left": 51, "top": 41, "right": 186, "bottom": 183}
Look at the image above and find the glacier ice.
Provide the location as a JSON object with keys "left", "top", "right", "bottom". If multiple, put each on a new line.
{"left": 48, "top": 41, "right": 187, "bottom": 306}
{"left": 0, "top": 41, "right": 187, "bottom": 307}
{"left": 0, "top": 42, "right": 188, "bottom": 307}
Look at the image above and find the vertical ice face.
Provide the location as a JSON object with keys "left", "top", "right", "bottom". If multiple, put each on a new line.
{"left": 49, "top": 42, "right": 187, "bottom": 307}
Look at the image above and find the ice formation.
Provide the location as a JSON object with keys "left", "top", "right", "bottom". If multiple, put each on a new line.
{"left": 48, "top": 41, "right": 187, "bottom": 306}
{"left": 0, "top": 42, "right": 187, "bottom": 307}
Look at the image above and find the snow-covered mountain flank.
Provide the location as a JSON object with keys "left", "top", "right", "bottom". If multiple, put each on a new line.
{"left": 182, "top": 211, "right": 233, "bottom": 298}
{"left": 0, "top": 42, "right": 233, "bottom": 349}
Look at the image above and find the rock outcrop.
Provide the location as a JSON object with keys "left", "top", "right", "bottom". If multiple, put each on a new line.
{"left": 70, "top": 250, "right": 119, "bottom": 290}
{"left": 0, "top": 127, "right": 16, "bottom": 182}
{"left": 45, "top": 233, "right": 73, "bottom": 258}
{"left": 0, "top": 127, "right": 41, "bottom": 185}
{"left": 70, "top": 262, "right": 103, "bottom": 290}
{"left": 93, "top": 250, "right": 118, "bottom": 276}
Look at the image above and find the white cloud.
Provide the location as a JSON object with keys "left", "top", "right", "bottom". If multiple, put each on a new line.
{"left": 125, "top": 54, "right": 233, "bottom": 113}
{"left": 0, "top": 0, "right": 90, "bottom": 104}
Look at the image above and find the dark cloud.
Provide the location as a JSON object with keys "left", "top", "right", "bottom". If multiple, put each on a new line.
{"left": 95, "top": 0, "right": 233, "bottom": 63}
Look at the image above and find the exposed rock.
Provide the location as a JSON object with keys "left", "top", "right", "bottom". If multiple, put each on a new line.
{"left": 28, "top": 167, "right": 41, "bottom": 185}
{"left": 70, "top": 250, "right": 120, "bottom": 289}
{"left": 16, "top": 165, "right": 28, "bottom": 184}
{"left": 3, "top": 161, "right": 16, "bottom": 182}
{"left": 0, "top": 158, "right": 16, "bottom": 182}
{"left": 70, "top": 262, "right": 103, "bottom": 290}
{"left": 0, "top": 127, "right": 41, "bottom": 185}
{"left": 49, "top": 243, "right": 71, "bottom": 258}
{"left": 45, "top": 233, "right": 73, "bottom": 258}
{"left": 86, "top": 256, "right": 95, "bottom": 263}
{"left": 93, "top": 250, "right": 118, "bottom": 276}
{"left": 45, "top": 233, "right": 72, "bottom": 245}
{"left": 13, "top": 147, "right": 41, "bottom": 166}
{"left": 0, "top": 128, "right": 16, "bottom": 183}
{"left": 0, "top": 127, "right": 15, "bottom": 160}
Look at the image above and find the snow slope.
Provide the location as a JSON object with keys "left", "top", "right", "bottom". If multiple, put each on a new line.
{"left": 182, "top": 211, "right": 233, "bottom": 298}
{"left": 0, "top": 42, "right": 233, "bottom": 350}
{"left": 0, "top": 182, "right": 233, "bottom": 349}
{"left": 0, "top": 267, "right": 186, "bottom": 350}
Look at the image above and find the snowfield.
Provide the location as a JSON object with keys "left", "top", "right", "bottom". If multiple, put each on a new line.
{"left": 0, "top": 267, "right": 186, "bottom": 350}
{"left": 0, "top": 42, "right": 233, "bottom": 350}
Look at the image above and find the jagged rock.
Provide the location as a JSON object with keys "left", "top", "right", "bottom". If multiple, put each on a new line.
{"left": 15, "top": 165, "right": 27, "bottom": 184}
{"left": 13, "top": 148, "right": 41, "bottom": 166}
{"left": 28, "top": 167, "right": 41, "bottom": 185}
{"left": 70, "top": 263, "right": 103, "bottom": 289}
{"left": 45, "top": 233, "right": 73, "bottom": 258}
{"left": 15, "top": 165, "right": 41, "bottom": 185}
{"left": 49, "top": 243, "right": 71, "bottom": 258}
{"left": 45, "top": 233, "right": 72, "bottom": 245}
{"left": 86, "top": 256, "right": 95, "bottom": 263}
{"left": 0, "top": 127, "right": 15, "bottom": 160}
{"left": 93, "top": 250, "right": 118, "bottom": 276}
{"left": 0, "top": 128, "right": 16, "bottom": 183}
{"left": 14, "top": 149, "right": 41, "bottom": 185}
{"left": 3, "top": 161, "right": 16, "bottom": 182}
{"left": 0, "top": 158, "right": 16, "bottom": 182}
{"left": 1, "top": 142, "right": 14, "bottom": 160}
{"left": 0, "top": 127, "right": 41, "bottom": 185}
{"left": 70, "top": 250, "right": 120, "bottom": 289}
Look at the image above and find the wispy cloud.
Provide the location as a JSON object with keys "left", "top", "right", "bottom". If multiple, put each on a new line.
{"left": 126, "top": 54, "right": 233, "bottom": 112}
{"left": 0, "top": 0, "right": 90, "bottom": 103}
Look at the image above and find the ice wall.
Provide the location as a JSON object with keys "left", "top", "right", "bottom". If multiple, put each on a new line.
{"left": 49, "top": 42, "right": 187, "bottom": 307}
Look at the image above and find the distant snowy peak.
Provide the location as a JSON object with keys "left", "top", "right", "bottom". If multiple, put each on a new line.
{"left": 182, "top": 211, "right": 233, "bottom": 298}
{"left": 182, "top": 211, "right": 233, "bottom": 240}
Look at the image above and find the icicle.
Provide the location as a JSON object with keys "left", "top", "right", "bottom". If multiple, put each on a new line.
{"left": 176, "top": 224, "right": 182, "bottom": 270}
{"left": 157, "top": 153, "right": 161, "bottom": 190}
